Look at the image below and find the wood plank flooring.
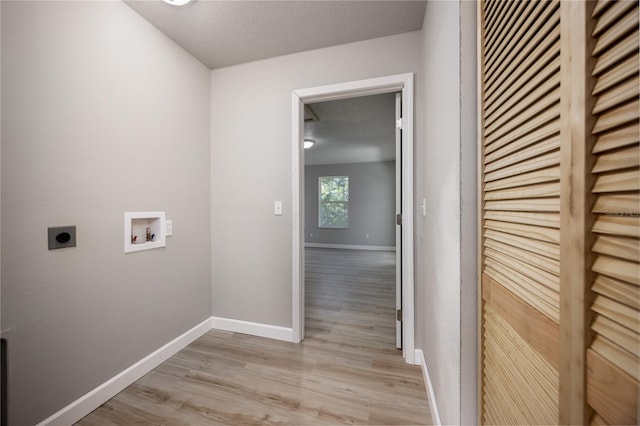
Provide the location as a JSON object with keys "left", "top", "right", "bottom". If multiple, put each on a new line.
{"left": 77, "top": 248, "right": 431, "bottom": 425}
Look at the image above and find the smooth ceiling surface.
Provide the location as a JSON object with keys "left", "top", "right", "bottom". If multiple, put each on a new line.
{"left": 304, "top": 93, "right": 397, "bottom": 166}
{"left": 124, "top": 0, "right": 426, "bottom": 69}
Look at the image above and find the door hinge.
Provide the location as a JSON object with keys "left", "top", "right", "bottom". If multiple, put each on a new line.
{"left": 396, "top": 118, "right": 403, "bottom": 130}
{"left": 397, "top": 309, "right": 403, "bottom": 321}
{"left": 396, "top": 213, "right": 402, "bottom": 226}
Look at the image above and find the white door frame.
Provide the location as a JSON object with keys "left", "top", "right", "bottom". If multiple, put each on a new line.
{"left": 394, "top": 92, "right": 402, "bottom": 350}
{"left": 291, "top": 73, "right": 415, "bottom": 364}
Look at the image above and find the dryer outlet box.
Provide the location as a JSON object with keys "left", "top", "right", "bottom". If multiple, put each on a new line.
{"left": 48, "top": 226, "right": 76, "bottom": 250}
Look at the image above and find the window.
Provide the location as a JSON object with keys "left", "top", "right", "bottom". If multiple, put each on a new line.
{"left": 318, "top": 176, "right": 349, "bottom": 228}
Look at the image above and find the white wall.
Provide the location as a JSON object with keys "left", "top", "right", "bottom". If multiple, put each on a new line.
{"left": 417, "top": 1, "right": 477, "bottom": 424}
{"left": 210, "top": 32, "right": 422, "bottom": 327}
{"left": 305, "top": 161, "right": 396, "bottom": 247}
{"left": 1, "top": 2, "right": 211, "bottom": 424}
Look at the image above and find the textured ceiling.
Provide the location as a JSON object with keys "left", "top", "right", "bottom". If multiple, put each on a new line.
{"left": 125, "top": 0, "right": 426, "bottom": 69}
{"left": 126, "top": 1, "right": 420, "bottom": 165}
{"left": 304, "top": 93, "right": 397, "bottom": 166}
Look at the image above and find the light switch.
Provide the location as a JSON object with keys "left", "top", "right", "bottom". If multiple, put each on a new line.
{"left": 274, "top": 201, "right": 283, "bottom": 216}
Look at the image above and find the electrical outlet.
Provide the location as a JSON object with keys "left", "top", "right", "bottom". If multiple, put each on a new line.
{"left": 165, "top": 220, "right": 173, "bottom": 236}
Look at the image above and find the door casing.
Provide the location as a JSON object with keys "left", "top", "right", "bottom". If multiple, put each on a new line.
{"left": 291, "top": 73, "right": 415, "bottom": 364}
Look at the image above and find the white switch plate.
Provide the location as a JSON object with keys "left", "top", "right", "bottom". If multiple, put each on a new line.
{"left": 165, "top": 220, "right": 173, "bottom": 236}
{"left": 274, "top": 201, "right": 283, "bottom": 216}
{"left": 421, "top": 198, "right": 427, "bottom": 216}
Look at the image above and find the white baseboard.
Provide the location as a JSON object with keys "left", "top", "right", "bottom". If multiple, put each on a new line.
{"left": 36, "top": 317, "right": 291, "bottom": 425}
{"left": 36, "top": 317, "right": 213, "bottom": 426}
{"left": 210, "top": 316, "right": 293, "bottom": 342}
{"left": 304, "top": 243, "right": 396, "bottom": 251}
{"left": 415, "top": 349, "right": 442, "bottom": 426}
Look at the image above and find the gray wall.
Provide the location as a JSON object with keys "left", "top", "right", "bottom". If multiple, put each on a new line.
{"left": 416, "top": 1, "right": 478, "bottom": 424}
{"left": 459, "top": 3, "right": 479, "bottom": 424}
{"left": 210, "top": 32, "right": 422, "bottom": 327}
{"left": 304, "top": 161, "right": 395, "bottom": 247}
{"left": 0, "top": 3, "right": 480, "bottom": 424}
{"left": 1, "top": 2, "right": 211, "bottom": 425}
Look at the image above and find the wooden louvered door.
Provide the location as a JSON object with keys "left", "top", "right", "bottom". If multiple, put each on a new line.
{"left": 479, "top": 0, "right": 639, "bottom": 424}
{"left": 587, "top": 1, "right": 639, "bottom": 425}
{"left": 480, "top": 0, "right": 561, "bottom": 424}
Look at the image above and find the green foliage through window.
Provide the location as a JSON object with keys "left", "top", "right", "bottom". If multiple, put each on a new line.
{"left": 319, "top": 176, "right": 349, "bottom": 228}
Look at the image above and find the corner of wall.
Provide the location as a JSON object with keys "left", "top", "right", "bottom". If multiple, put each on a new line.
{"left": 415, "top": 349, "right": 442, "bottom": 426}
{"left": 35, "top": 318, "right": 213, "bottom": 426}
{"left": 458, "top": 1, "right": 479, "bottom": 425}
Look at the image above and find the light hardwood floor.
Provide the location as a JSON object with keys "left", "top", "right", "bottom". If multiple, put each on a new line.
{"left": 77, "top": 248, "right": 432, "bottom": 425}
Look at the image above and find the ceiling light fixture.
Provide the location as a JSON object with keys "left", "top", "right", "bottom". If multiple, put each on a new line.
{"left": 304, "top": 139, "right": 315, "bottom": 149}
{"left": 162, "top": 0, "right": 193, "bottom": 6}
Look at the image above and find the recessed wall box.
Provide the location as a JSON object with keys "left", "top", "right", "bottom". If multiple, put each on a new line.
{"left": 124, "top": 212, "right": 166, "bottom": 253}
{"left": 48, "top": 226, "right": 76, "bottom": 250}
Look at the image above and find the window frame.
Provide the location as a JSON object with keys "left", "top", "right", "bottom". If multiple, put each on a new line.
{"left": 317, "top": 175, "right": 349, "bottom": 229}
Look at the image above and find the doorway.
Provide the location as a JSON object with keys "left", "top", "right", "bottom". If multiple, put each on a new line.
{"left": 303, "top": 93, "right": 399, "bottom": 350}
{"left": 291, "top": 74, "right": 415, "bottom": 364}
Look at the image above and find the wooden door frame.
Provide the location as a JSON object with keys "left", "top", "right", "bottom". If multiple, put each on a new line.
{"left": 291, "top": 73, "right": 416, "bottom": 364}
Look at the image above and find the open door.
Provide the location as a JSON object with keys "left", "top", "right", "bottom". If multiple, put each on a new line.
{"left": 395, "top": 92, "right": 402, "bottom": 349}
